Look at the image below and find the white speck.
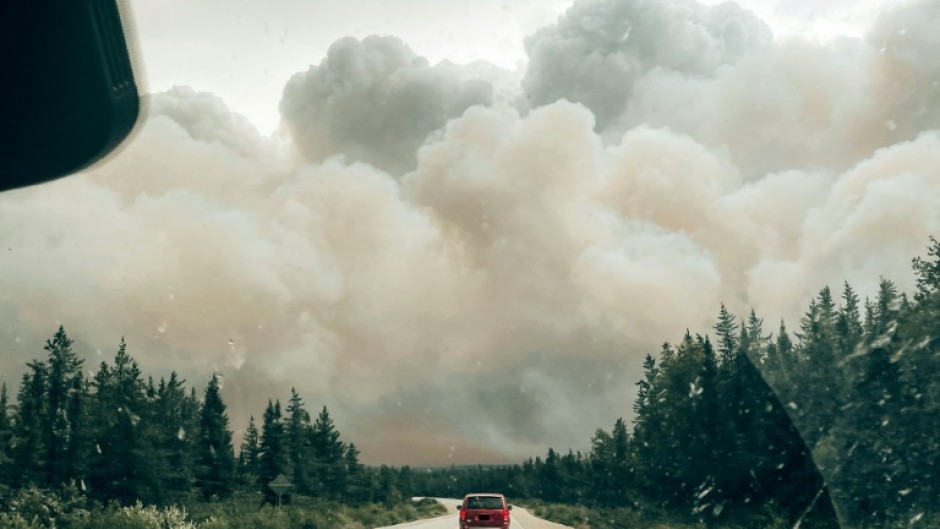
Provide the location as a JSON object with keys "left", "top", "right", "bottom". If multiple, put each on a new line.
{"left": 96, "top": 443, "right": 102, "bottom": 454}
{"left": 178, "top": 427, "right": 186, "bottom": 441}
{"left": 788, "top": 401, "right": 798, "bottom": 410}
{"left": 899, "top": 488, "right": 911, "bottom": 496}
{"left": 620, "top": 25, "right": 632, "bottom": 43}
{"left": 910, "top": 513, "right": 924, "bottom": 524}
{"left": 157, "top": 322, "right": 168, "bottom": 334}
{"left": 886, "top": 119, "right": 897, "bottom": 131}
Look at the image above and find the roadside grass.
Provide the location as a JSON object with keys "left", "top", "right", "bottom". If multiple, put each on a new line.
{"left": 520, "top": 500, "right": 803, "bottom": 529}
{"left": 0, "top": 488, "right": 446, "bottom": 529}
{"left": 517, "top": 500, "right": 940, "bottom": 529}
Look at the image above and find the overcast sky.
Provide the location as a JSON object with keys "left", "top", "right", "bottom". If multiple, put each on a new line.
{"left": 2, "top": 0, "right": 938, "bottom": 465}
{"left": 130, "top": 0, "right": 893, "bottom": 134}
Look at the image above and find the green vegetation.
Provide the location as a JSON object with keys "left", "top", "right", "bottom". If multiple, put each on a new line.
{"left": 525, "top": 501, "right": 794, "bottom": 529}
{"left": 2, "top": 238, "right": 940, "bottom": 528}
{"left": 0, "top": 324, "right": 429, "bottom": 526}
{"left": 0, "top": 327, "right": 413, "bottom": 506}
{"left": 414, "top": 239, "right": 940, "bottom": 528}
{"left": 0, "top": 488, "right": 445, "bottom": 529}
{"left": 526, "top": 501, "right": 940, "bottom": 529}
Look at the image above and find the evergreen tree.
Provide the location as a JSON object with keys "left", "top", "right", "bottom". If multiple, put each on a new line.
{"left": 344, "top": 442, "right": 368, "bottom": 503}
{"left": 238, "top": 415, "right": 262, "bottom": 486}
{"left": 43, "top": 325, "right": 84, "bottom": 487}
{"left": 285, "top": 388, "right": 312, "bottom": 494}
{"left": 713, "top": 304, "right": 738, "bottom": 366}
{"left": 376, "top": 465, "right": 401, "bottom": 505}
{"left": 259, "top": 399, "right": 288, "bottom": 500}
{"left": 13, "top": 361, "right": 47, "bottom": 487}
{"left": 310, "top": 406, "right": 346, "bottom": 499}
{"left": 197, "top": 374, "right": 235, "bottom": 498}
{"left": 87, "top": 338, "right": 150, "bottom": 504}
{"left": 153, "top": 372, "right": 199, "bottom": 501}
{"left": 912, "top": 236, "right": 940, "bottom": 302}
{"left": 836, "top": 282, "right": 864, "bottom": 356}
{"left": 0, "top": 383, "right": 13, "bottom": 487}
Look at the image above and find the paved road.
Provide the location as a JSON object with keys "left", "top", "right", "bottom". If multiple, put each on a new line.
{"left": 379, "top": 499, "right": 573, "bottom": 529}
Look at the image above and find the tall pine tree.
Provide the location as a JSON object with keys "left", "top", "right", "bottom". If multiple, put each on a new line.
{"left": 197, "top": 374, "right": 235, "bottom": 498}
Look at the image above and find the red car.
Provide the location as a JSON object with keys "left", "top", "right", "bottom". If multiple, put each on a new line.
{"left": 458, "top": 493, "right": 512, "bottom": 529}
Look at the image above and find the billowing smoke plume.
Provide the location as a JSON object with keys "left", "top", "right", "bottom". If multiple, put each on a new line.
{"left": 280, "top": 36, "right": 497, "bottom": 174}
{"left": 2, "top": 0, "right": 940, "bottom": 464}
{"left": 522, "top": 0, "right": 772, "bottom": 130}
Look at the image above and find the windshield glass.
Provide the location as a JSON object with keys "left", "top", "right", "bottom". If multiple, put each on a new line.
{"left": 467, "top": 497, "right": 504, "bottom": 510}
{"left": 1, "top": 1, "right": 938, "bottom": 528}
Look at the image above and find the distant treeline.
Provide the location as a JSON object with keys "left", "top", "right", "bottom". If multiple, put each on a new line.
{"left": 413, "top": 239, "right": 940, "bottom": 528}
{"left": 1, "top": 240, "right": 938, "bottom": 528}
{"left": 0, "top": 331, "right": 418, "bottom": 506}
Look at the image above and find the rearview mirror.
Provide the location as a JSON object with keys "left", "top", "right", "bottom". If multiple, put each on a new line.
{"left": 508, "top": 505, "right": 513, "bottom": 511}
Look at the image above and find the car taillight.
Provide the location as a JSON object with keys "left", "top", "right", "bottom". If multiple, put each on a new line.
{"left": 460, "top": 509, "right": 466, "bottom": 521}
{"left": 502, "top": 509, "right": 509, "bottom": 520}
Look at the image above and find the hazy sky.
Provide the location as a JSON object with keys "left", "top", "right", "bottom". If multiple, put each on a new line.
{"left": 130, "top": 0, "right": 893, "bottom": 133}
{"left": 2, "top": 0, "right": 939, "bottom": 465}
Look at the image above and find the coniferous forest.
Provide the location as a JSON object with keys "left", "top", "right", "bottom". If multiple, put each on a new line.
{"left": 412, "top": 239, "right": 940, "bottom": 529}
{"left": 1, "top": 239, "right": 939, "bottom": 529}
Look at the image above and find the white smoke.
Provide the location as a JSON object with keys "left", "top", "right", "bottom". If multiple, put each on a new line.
{"left": 1, "top": 0, "right": 939, "bottom": 464}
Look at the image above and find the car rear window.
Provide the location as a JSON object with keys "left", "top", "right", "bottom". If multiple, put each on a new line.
{"left": 466, "top": 496, "right": 504, "bottom": 509}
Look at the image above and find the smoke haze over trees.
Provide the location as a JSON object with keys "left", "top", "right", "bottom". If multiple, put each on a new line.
{"left": 2, "top": 0, "right": 940, "bottom": 467}
{"left": 1, "top": 239, "right": 938, "bottom": 527}
{"left": 413, "top": 239, "right": 940, "bottom": 528}
{"left": 0, "top": 331, "right": 402, "bottom": 507}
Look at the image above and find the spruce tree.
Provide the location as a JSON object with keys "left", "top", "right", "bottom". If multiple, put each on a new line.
{"left": 13, "top": 362, "right": 47, "bottom": 487}
{"left": 238, "top": 415, "right": 262, "bottom": 486}
{"left": 714, "top": 303, "right": 738, "bottom": 366}
{"left": 310, "top": 406, "right": 345, "bottom": 498}
{"left": 88, "top": 338, "right": 151, "bottom": 503}
{"left": 197, "top": 374, "right": 235, "bottom": 498}
{"left": 0, "top": 383, "right": 12, "bottom": 487}
{"left": 286, "top": 388, "right": 312, "bottom": 494}
{"left": 43, "top": 325, "right": 84, "bottom": 487}
{"left": 259, "top": 399, "right": 288, "bottom": 500}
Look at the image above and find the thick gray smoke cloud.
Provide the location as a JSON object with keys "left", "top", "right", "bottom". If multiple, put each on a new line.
{"left": 522, "top": 0, "right": 772, "bottom": 130}
{"left": 2, "top": 0, "right": 940, "bottom": 464}
{"left": 280, "top": 36, "right": 497, "bottom": 174}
